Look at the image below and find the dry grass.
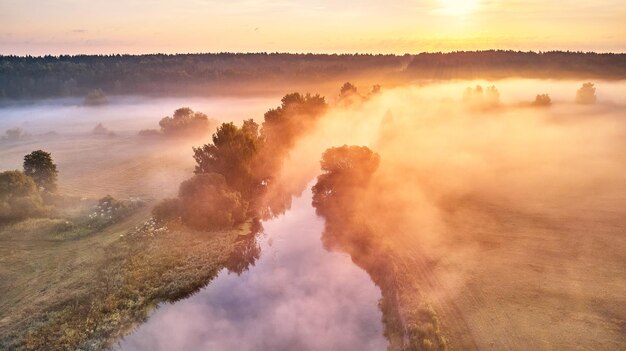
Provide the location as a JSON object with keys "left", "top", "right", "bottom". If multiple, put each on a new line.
{"left": 0, "top": 134, "right": 251, "bottom": 350}
{"left": 0, "top": 209, "right": 249, "bottom": 350}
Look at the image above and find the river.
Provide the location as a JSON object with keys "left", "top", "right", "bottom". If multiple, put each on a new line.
{"left": 115, "top": 187, "right": 387, "bottom": 351}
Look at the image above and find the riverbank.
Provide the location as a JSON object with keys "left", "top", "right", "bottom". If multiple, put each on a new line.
{"left": 0, "top": 207, "right": 252, "bottom": 350}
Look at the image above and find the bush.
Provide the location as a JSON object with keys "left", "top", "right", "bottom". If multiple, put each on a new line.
{"left": 86, "top": 195, "right": 144, "bottom": 229}
{"left": 152, "top": 198, "right": 182, "bottom": 223}
{"left": 176, "top": 173, "right": 248, "bottom": 230}
{"left": 0, "top": 170, "right": 48, "bottom": 223}
{"left": 158, "top": 107, "right": 214, "bottom": 138}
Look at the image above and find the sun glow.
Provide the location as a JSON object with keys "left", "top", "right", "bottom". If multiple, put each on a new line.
{"left": 438, "top": 0, "right": 479, "bottom": 16}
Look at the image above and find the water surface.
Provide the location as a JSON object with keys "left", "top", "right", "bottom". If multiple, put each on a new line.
{"left": 116, "top": 188, "right": 387, "bottom": 351}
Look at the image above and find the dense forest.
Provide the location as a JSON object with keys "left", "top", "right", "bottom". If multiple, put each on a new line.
{"left": 406, "top": 51, "right": 626, "bottom": 79}
{"left": 0, "top": 53, "right": 408, "bottom": 99}
{"left": 1, "top": 51, "right": 624, "bottom": 100}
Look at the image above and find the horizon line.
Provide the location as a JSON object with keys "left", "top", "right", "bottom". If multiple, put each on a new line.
{"left": 2, "top": 49, "right": 626, "bottom": 58}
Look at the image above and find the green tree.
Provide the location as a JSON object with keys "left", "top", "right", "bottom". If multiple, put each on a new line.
{"left": 23, "top": 150, "right": 58, "bottom": 192}
{"left": 0, "top": 170, "right": 47, "bottom": 222}
{"left": 193, "top": 122, "right": 260, "bottom": 196}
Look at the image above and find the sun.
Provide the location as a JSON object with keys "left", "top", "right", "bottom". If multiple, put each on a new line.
{"left": 438, "top": 0, "right": 479, "bottom": 16}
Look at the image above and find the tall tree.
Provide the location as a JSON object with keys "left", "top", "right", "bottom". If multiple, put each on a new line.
{"left": 23, "top": 150, "right": 58, "bottom": 192}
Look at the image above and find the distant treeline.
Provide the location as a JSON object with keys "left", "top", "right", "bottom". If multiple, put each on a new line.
{"left": 406, "top": 50, "right": 626, "bottom": 79}
{"left": 1, "top": 51, "right": 624, "bottom": 100}
{"left": 0, "top": 53, "right": 408, "bottom": 99}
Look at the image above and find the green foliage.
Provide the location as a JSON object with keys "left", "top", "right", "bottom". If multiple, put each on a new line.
{"left": 159, "top": 107, "right": 214, "bottom": 137}
{"left": 0, "top": 53, "right": 408, "bottom": 99}
{"left": 176, "top": 173, "right": 248, "bottom": 230}
{"left": 23, "top": 150, "right": 58, "bottom": 193}
{"left": 193, "top": 121, "right": 260, "bottom": 196}
{"left": 0, "top": 170, "right": 48, "bottom": 223}
{"left": 86, "top": 195, "right": 144, "bottom": 230}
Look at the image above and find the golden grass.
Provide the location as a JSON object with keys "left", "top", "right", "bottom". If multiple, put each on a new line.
{"left": 0, "top": 211, "right": 249, "bottom": 350}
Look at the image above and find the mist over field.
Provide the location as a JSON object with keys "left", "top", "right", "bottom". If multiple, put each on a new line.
{"left": 2, "top": 0, "right": 626, "bottom": 349}
{"left": 275, "top": 79, "right": 626, "bottom": 350}
{"left": 1, "top": 75, "right": 625, "bottom": 351}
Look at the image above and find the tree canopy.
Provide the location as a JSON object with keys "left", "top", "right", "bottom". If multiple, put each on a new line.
{"left": 178, "top": 173, "right": 248, "bottom": 230}
{"left": 312, "top": 145, "right": 380, "bottom": 214}
{"left": 159, "top": 107, "right": 214, "bottom": 137}
{"left": 23, "top": 150, "right": 58, "bottom": 193}
{"left": 193, "top": 121, "right": 260, "bottom": 196}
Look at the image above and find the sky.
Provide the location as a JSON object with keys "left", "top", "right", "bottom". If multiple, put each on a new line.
{"left": 1, "top": 0, "right": 625, "bottom": 55}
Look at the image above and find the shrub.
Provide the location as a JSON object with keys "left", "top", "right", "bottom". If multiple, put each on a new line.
{"left": 152, "top": 198, "right": 182, "bottom": 223}
{"left": 86, "top": 195, "right": 144, "bottom": 229}
{"left": 177, "top": 173, "right": 248, "bottom": 230}
{"left": 158, "top": 107, "right": 214, "bottom": 138}
{"left": 0, "top": 170, "right": 48, "bottom": 223}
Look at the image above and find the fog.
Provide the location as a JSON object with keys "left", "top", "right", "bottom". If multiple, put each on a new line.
{"left": 117, "top": 188, "right": 386, "bottom": 351}
{"left": 273, "top": 78, "right": 626, "bottom": 349}
{"left": 0, "top": 95, "right": 283, "bottom": 198}
{"left": 2, "top": 78, "right": 624, "bottom": 349}
{"left": 0, "top": 95, "right": 280, "bottom": 135}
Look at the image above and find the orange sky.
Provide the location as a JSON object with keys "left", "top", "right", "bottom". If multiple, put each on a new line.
{"left": 1, "top": 0, "right": 624, "bottom": 55}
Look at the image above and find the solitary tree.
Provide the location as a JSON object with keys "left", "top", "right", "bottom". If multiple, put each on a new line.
{"left": 159, "top": 107, "right": 213, "bottom": 137}
{"left": 340, "top": 82, "right": 358, "bottom": 97}
{"left": 23, "top": 150, "right": 58, "bottom": 192}
{"left": 575, "top": 82, "right": 597, "bottom": 104}
{"left": 532, "top": 94, "right": 552, "bottom": 107}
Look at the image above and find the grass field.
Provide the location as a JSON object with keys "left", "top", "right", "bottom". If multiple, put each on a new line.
{"left": 0, "top": 134, "right": 255, "bottom": 350}
{"left": 386, "top": 199, "right": 626, "bottom": 351}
